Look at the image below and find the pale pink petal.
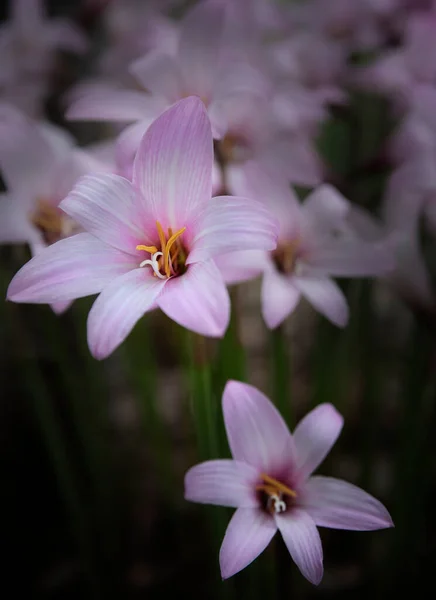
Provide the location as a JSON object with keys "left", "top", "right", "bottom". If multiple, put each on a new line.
{"left": 87, "top": 268, "right": 165, "bottom": 360}
{"left": 0, "top": 112, "right": 57, "bottom": 193}
{"left": 0, "top": 193, "right": 35, "bottom": 243}
{"left": 302, "top": 184, "right": 349, "bottom": 233}
{"left": 304, "top": 476, "right": 394, "bottom": 530}
{"left": 186, "top": 196, "right": 278, "bottom": 264}
{"left": 130, "top": 52, "right": 182, "bottom": 103}
{"left": 293, "top": 404, "right": 344, "bottom": 478}
{"left": 276, "top": 510, "right": 323, "bottom": 585}
{"left": 223, "top": 380, "right": 295, "bottom": 472}
{"left": 219, "top": 508, "right": 277, "bottom": 579}
{"left": 115, "top": 119, "right": 155, "bottom": 180}
{"left": 215, "top": 250, "right": 267, "bottom": 285}
{"left": 184, "top": 460, "right": 259, "bottom": 508}
{"left": 133, "top": 97, "right": 213, "bottom": 229}
{"left": 60, "top": 174, "right": 151, "bottom": 253}
{"left": 295, "top": 276, "right": 349, "bottom": 327}
{"left": 7, "top": 233, "right": 135, "bottom": 304}
{"left": 306, "top": 239, "right": 394, "bottom": 277}
{"left": 51, "top": 299, "right": 72, "bottom": 315}
{"left": 261, "top": 269, "right": 301, "bottom": 329}
{"left": 157, "top": 260, "right": 229, "bottom": 337}
{"left": 178, "top": 2, "right": 225, "bottom": 99}
{"left": 230, "top": 164, "right": 301, "bottom": 240}
{"left": 67, "top": 89, "right": 159, "bottom": 122}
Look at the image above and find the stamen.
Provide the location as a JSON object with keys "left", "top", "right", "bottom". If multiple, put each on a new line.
{"left": 139, "top": 251, "right": 166, "bottom": 279}
{"left": 270, "top": 494, "right": 286, "bottom": 514}
{"left": 136, "top": 244, "right": 158, "bottom": 253}
{"left": 136, "top": 221, "right": 186, "bottom": 279}
{"left": 163, "top": 227, "right": 186, "bottom": 277}
{"left": 259, "top": 473, "right": 297, "bottom": 498}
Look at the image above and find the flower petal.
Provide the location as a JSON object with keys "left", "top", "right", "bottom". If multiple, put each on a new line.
{"left": 307, "top": 239, "right": 394, "bottom": 277}
{"left": 157, "top": 260, "right": 230, "bottom": 337}
{"left": 215, "top": 250, "right": 267, "bottom": 285}
{"left": 87, "top": 268, "right": 165, "bottom": 360}
{"left": 275, "top": 509, "right": 323, "bottom": 585}
{"left": 60, "top": 174, "right": 151, "bottom": 253}
{"left": 67, "top": 88, "right": 158, "bottom": 122}
{"left": 293, "top": 404, "right": 344, "bottom": 478}
{"left": 0, "top": 111, "right": 61, "bottom": 193}
{"left": 223, "top": 380, "right": 295, "bottom": 472}
{"left": 178, "top": 2, "right": 225, "bottom": 99}
{"left": 7, "top": 233, "right": 135, "bottom": 304}
{"left": 294, "top": 276, "right": 349, "bottom": 327}
{"left": 187, "top": 196, "right": 278, "bottom": 264}
{"left": 219, "top": 508, "right": 277, "bottom": 579}
{"left": 130, "top": 52, "right": 182, "bottom": 103}
{"left": 302, "top": 184, "right": 349, "bottom": 234}
{"left": 184, "top": 460, "right": 259, "bottom": 508}
{"left": 304, "top": 476, "right": 394, "bottom": 530}
{"left": 0, "top": 193, "right": 36, "bottom": 244}
{"left": 132, "top": 97, "right": 213, "bottom": 229}
{"left": 261, "top": 269, "right": 301, "bottom": 329}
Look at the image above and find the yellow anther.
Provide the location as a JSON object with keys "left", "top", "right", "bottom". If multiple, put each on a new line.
{"left": 257, "top": 473, "right": 297, "bottom": 498}
{"left": 136, "top": 244, "right": 158, "bottom": 253}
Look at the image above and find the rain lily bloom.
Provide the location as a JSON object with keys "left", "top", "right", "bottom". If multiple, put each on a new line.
{"left": 213, "top": 93, "right": 322, "bottom": 196}
{"left": 67, "top": 2, "right": 269, "bottom": 179}
{"left": 7, "top": 97, "right": 278, "bottom": 358}
{"left": 0, "top": 105, "right": 109, "bottom": 313}
{"left": 185, "top": 380, "right": 393, "bottom": 583}
{"left": 0, "top": 0, "right": 87, "bottom": 115}
{"left": 218, "top": 173, "right": 393, "bottom": 328}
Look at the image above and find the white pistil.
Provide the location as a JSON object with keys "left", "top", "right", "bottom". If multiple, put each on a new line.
{"left": 139, "top": 251, "right": 166, "bottom": 279}
{"left": 270, "top": 494, "right": 286, "bottom": 514}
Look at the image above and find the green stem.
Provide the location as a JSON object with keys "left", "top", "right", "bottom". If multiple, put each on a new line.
{"left": 185, "top": 330, "right": 219, "bottom": 460}
{"left": 124, "top": 316, "right": 174, "bottom": 497}
{"left": 270, "top": 325, "right": 292, "bottom": 427}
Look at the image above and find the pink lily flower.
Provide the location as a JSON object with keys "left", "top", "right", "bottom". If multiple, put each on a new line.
{"left": 185, "top": 380, "right": 393, "bottom": 583}
{"left": 214, "top": 92, "right": 322, "bottom": 196}
{"left": 67, "top": 2, "right": 269, "bottom": 179}
{"left": 7, "top": 97, "right": 278, "bottom": 358}
{"left": 0, "top": 105, "right": 109, "bottom": 313}
{"left": 217, "top": 173, "right": 393, "bottom": 328}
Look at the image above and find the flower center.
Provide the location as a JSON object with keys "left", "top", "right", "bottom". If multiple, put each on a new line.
{"left": 256, "top": 473, "right": 296, "bottom": 515}
{"left": 217, "top": 132, "right": 252, "bottom": 164}
{"left": 136, "top": 221, "right": 186, "bottom": 280}
{"left": 30, "top": 199, "right": 76, "bottom": 244}
{"left": 272, "top": 239, "right": 302, "bottom": 275}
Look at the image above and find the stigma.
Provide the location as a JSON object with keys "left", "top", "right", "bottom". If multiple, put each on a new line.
{"left": 256, "top": 473, "right": 296, "bottom": 515}
{"left": 136, "top": 221, "right": 186, "bottom": 279}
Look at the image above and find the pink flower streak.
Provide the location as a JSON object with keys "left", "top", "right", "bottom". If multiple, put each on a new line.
{"left": 185, "top": 381, "right": 393, "bottom": 583}
{"left": 7, "top": 97, "right": 278, "bottom": 358}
